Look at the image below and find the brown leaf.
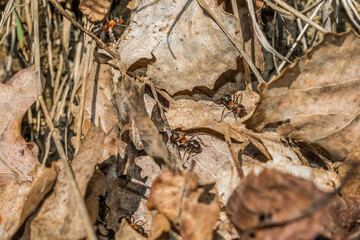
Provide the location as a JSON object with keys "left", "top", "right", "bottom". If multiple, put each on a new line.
{"left": 117, "top": 0, "right": 245, "bottom": 94}
{"left": 226, "top": 169, "right": 360, "bottom": 240}
{"left": 27, "top": 126, "right": 105, "bottom": 239}
{"left": 180, "top": 189, "right": 220, "bottom": 240}
{"left": 165, "top": 89, "right": 259, "bottom": 139}
{"left": 240, "top": 131, "right": 340, "bottom": 192}
{"left": 147, "top": 170, "right": 220, "bottom": 240}
{"left": 85, "top": 169, "right": 107, "bottom": 224}
{"left": 0, "top": 70, "right": 51, "bottom": 240}
{"left": 149, "top": 213, "right": 171, "bottom": 240}
{"left": 79, "top": 0, "right": 112, "bottom": 22}
{"left": 245, "top": 31, "right": 360, "bottom": 163}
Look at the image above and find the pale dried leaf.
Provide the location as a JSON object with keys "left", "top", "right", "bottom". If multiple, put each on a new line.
{"left": 117, "top": 0, "right": 245, "bottom": 94}
{"left": 79, "top": 0, "right": 112, "bottom": 22}
{"left": 0, "top": 70, "right": 49, "bottom": 240}
{"left": 241, "top": 131, "right": 340, "bottom": 192}
{"left": 147, "top": 170, "right": 220, "bottom": 240}
{"left": 245, "top": 31, "right": 360, "bottom": 163}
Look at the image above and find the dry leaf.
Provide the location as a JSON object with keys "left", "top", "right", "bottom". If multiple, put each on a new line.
{"left": 241, "top": 131, "right": 340, "bottom": 192}
{"left": 147, "top": 170, "right": 220, "bottom": 240}
{"left": 245, "top": 31, "right": 360, "bottom": 163}
{"left": 85, "top": 169, "right": 107, "bottom": 224}
{"left": 79, "top": 0, "right": 112, "bottom": 22}
{"left": 27, "top": 126, "right": 105, "bottom": 239}
{"left": 165, "top": 89, "right": 259, "bottom": 139}
{"left": 0, "top": 70, "right": 51, "bottom": 240}
{"left": 118, "top": 0, "right": 245, "bottom": 94}
{"left": 149, "top": 213, "right": 171, "bottom": 240}
{"left": 226, "top": 169, "right": 360, "bottom": 240}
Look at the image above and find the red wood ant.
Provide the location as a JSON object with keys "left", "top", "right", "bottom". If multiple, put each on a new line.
{"left": 92, "top": 18, "right": 124, "bottom": 36}
{"left": 170, "top": 133, "right": 207, "bottom": 161}
{"left": 216, "top": 94, "right": 247, "bottom": 121}
{"left": 129, "top": 217, "right": 146, "bottom": 237}
{"left": 120, "top": 214, "right": 147, "bottom": 237}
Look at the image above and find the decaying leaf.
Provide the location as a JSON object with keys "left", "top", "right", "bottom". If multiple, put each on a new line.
{"left": 147, "top": 170, "right": 220, "bottom": 240}
{"left": 226, "top": 169, "right": 360, "bottom": 240}
{"left": 118, "top": 0, "right": 247, "bottom": 94}
{"left": 0, "top": 70, "right": 54, "bottom": 240}
{"left": 27, "top": 126, "right": 105, "bottom": 239}
{"left": 240, "top": 131, "right": 340, "bottom": 192}
{"left": 79, "top": 0, "right": 112, "bottom": 22}
{"left": 245, "top": 31, "right": 360, "bottom": 163}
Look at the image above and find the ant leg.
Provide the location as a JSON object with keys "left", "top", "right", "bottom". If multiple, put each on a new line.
{"left": 135, "top": 220, "right": 146, "bottom": 226}
{"left": 108, "top": 28, "right": 116, "bottom": 44}
{"left": 193, "top": 135, "right": 209, "bottom": 147}
{"left": 218, "top": 108, "right": 226, "bottom": 122}
{"left": 220, "top": 110, "right": 232, "bottom": 122}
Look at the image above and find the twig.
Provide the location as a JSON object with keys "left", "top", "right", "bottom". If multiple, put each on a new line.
{"left": 264, "top": 0, "right": 295, "bottom": 19}
{"left": 341, "top": 0, "right": 360, "bottom": 31}
{"left": 47, "top": 0, "right": 116, "bottom": 58}
{"left": 65, "top": 37, "right": 84, "bottom": 157}
{"left": 293, "top": 0, "right": 308, "bottom": 50}
{"left": 0, "top": 0, "right": 15, "bottom": 33}
{"left": 301, "top": 0, "right": 323, "bottom": 14}
{"left": 33, "top": 0, "right": 97, "bottom": 239}
{"left": 76, "top": 23, "right": 92, "bottom": 154}
{"left": 230, "top": 0, "right": 252, "bottom": 89}
{"left": 272, "top": 0, "right": 327, "bottom": 32}
{"left": 43, "top": 0, "right": 55, "bottom": 87}
{"left": 4, "top": 12, "right": 16, "bottom": 82}
{"left": 276, "top": 2, "right": 324, "bottom": 73}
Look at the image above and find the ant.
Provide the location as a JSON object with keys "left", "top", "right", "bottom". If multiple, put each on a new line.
{"left": 128, "top": 217, "right": 147, "bottom": 237}
{"left": 120, "top": 214, "right": 147, "bottom": 237}
{"left": 215, "top": 94, "right": 247, "bottom": 122}
{"left": 170, "top": 133, "right": 207, "bottom": 161}
{"left": 92, "top": 18, "right": 124, "bottom": 36}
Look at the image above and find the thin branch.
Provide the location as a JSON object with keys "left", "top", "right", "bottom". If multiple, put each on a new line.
{"left": 47, "top": 0, "right": 116, "bottom": 58}
{"left": 276, "top": 2, "right": 324, "bottom": 74}
{"left": 272, "top": 0, "right": 328, "bottom": 33}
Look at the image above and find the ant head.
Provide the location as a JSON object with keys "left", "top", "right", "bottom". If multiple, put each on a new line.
{"left": 219, "top": 95, "right": 232, "bottom": 105}
{"left": 114, "top": 17, "right": 123, "bottom": 24}
{"left": 189, "top": 140, "right": 202, "bottom": 153}
{"left": 223, "top": 95, "right": 232, "bottom": 101}
{"left": 171, "top": 133, "right": 180, "bottom": 142}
